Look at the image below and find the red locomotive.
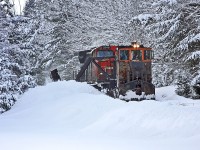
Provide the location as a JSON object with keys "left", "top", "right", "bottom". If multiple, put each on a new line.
{"left": 75, "top": 42, "right": 155, "bottom": 101}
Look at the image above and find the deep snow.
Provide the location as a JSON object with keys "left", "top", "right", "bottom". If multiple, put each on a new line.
{"left": 0, "top": 80, "right": 200, "bottom": 150}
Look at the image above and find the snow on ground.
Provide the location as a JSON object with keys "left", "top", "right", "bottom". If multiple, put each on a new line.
{"left": 0, "top": 80, "right": 200, "bottom": 150}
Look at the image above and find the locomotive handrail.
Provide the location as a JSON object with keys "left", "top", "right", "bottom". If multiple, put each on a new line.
{"left": 91, "top": 59, "right": 111, "bottom": 79}
{"left": 76, "top": 57, "right": 115, "bottom": 82}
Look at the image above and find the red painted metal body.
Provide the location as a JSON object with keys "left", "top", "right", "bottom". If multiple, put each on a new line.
{"left": 93, "top": 46, "right": 117, "bottom": 81}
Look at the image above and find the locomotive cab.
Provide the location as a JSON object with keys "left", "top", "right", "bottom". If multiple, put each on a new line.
{"left": 117, "top": 42, "right": 155, "bottom": 100}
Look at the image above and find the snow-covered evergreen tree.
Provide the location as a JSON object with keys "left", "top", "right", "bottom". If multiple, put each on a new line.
{"left": 0, "top": 1, "right": 36, "bottom": 113}
{"left": 127, "top": 0, "right": 200, "bottom": 98}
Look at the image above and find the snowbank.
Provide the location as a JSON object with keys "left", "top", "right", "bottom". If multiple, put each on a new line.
{"left": 0, "top": 80, "right": 200, "bottom": 150}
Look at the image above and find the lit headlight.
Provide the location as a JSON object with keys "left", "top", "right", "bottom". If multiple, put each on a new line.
{"left": 131, "top": 42, "right": 140, "bottom": 48}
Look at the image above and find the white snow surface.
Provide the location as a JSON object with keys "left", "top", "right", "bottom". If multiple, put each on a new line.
{"left": 0, "top": 80, "right": 200, "bottom": 150}
{"left": 13, "top": 0, "right": 27, "bottom": 15}
{"left": 161, "top": 0, "right": 177, "bottom": 5}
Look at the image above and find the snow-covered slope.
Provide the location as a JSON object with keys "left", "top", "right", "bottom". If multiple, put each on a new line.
{"left": 0, "top": 80, "right": 200, "bottom": 150}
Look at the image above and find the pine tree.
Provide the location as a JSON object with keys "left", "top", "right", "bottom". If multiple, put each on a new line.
{"left": 0, "top": 1, "right": 36, "bottom": 113}
{"left": 176, "top": 74, "right": 192, "bottom": 98}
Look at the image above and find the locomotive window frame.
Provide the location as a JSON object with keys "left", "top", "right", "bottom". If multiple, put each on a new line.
{"left": 151, "top": 51, "right": 154, "bottom": 59}
{"left": 97, "top": 50, "right": 114, "bottom": 57}
{"left": 144, "top": 50, "right": 154, "bottom": 60}
{"left": 131, "top": 50, "right": 142, "bottom": 61}
{"left": 120, "top": 50, "right": 129, "bottom": 61}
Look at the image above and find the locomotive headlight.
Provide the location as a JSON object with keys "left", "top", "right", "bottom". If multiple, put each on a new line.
{"left": 133, "top": 44, "right": 140, "bottom": 48}
{"left": 131, "top": 42, "right": 140, "bottom": 48}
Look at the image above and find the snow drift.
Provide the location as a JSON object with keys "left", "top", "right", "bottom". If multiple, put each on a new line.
{"left": 0, "top": 80, "right": 200, "bottom": 150}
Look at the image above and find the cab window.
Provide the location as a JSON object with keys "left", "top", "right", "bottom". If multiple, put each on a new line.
{"left": 144, "top": 50, "right": 153, "bottom": 60}
{"left": 97, "top": 50, "right": 114, "bottom": 57}
{"left": 132, "top": 50, "right": 142, "bottom": 60}
{"left": 120, "top": 50, "right": 129, "bottom": 60}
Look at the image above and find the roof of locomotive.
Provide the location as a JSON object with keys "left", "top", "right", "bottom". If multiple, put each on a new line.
{"left": 78, "top": 44, "right": 151, "bottom": 55}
